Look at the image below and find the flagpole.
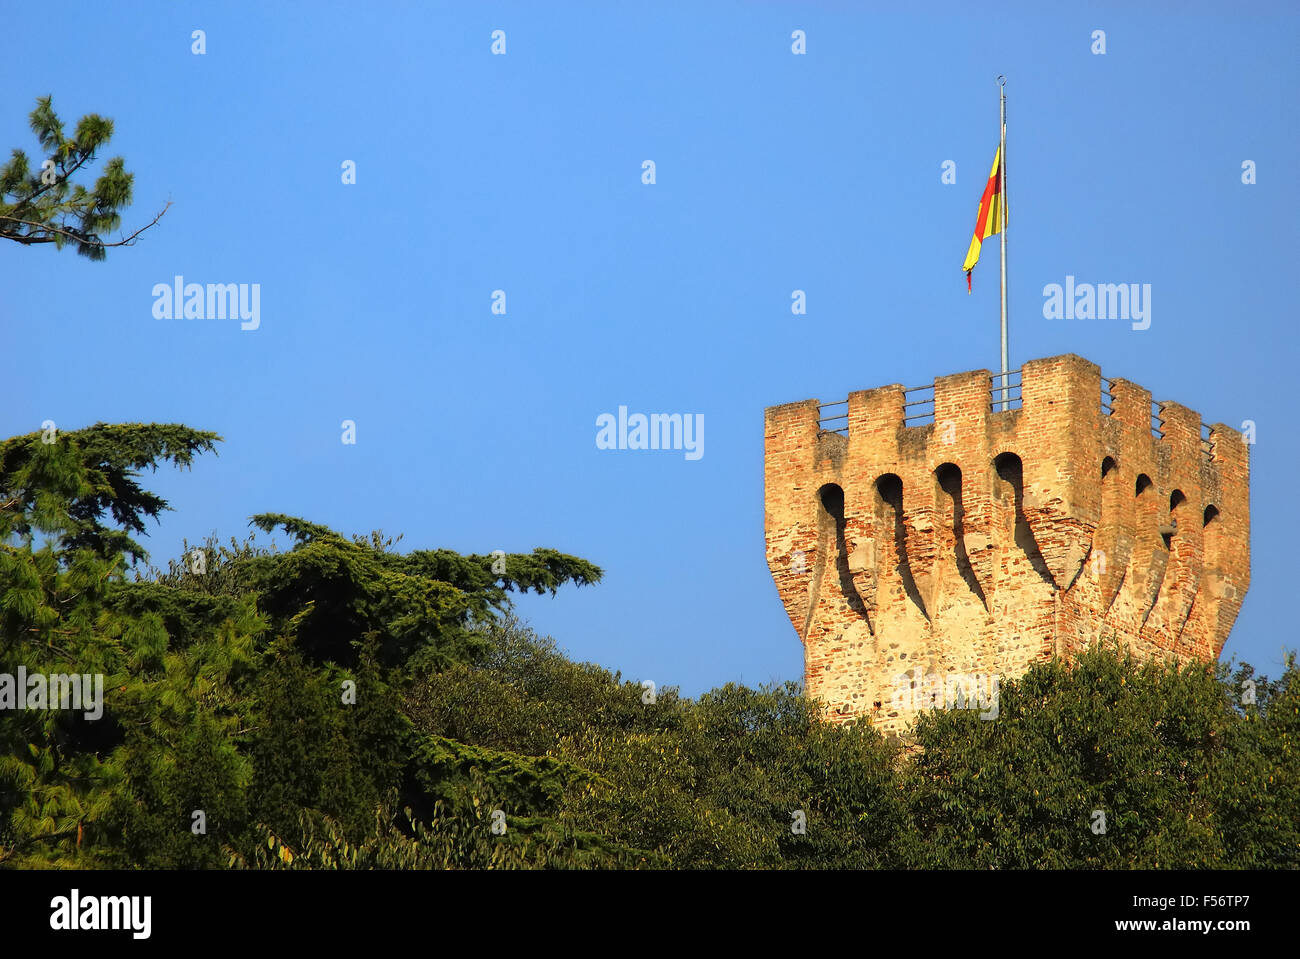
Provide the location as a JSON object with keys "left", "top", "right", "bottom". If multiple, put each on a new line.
{"left": 998, "top": 75, "right": 1008, "bottom": 411}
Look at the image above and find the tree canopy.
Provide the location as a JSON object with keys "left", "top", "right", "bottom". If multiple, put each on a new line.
{"left": 1, "top": 422, "right": 1295, "bottom": 869}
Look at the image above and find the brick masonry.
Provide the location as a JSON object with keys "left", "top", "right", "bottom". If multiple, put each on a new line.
{"left": 764, "top": 353, "right": 1250, "bottom": 736}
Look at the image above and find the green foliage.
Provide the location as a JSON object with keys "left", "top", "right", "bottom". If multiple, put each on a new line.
{"left": 1209, "top": 659, "right": 1300, "bottom": 867}
{"left": 0, "top": 97, "right": 159, "bottom": 259}
{"left": 244, "top": 645, "right": 408, "bottom": 846}
{"left": 904, "top": 646, "right": 1300, "bottom": 869}
{"left": 238, "top": 514, "right": 601, "bottom": 670}
{"left": 403, "top": 613, "right": 670, "bottom": 754}
{"left": 2, "top": 420, "right": 1296, "bottom": 870}
{"left": 0, "top": 421, "right": 614, "bottom": 868}
{"left": 1, "top": 422, "right": 220, "bottom": 564}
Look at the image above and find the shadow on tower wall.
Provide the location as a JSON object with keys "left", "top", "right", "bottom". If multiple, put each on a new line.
{"left": 876, "top": 474, "right": 928, "bottom": 619}
{"left": 994, "top": 453, "right": 1057, "bottom": 589}
{"left": 817, "top": 483, "right": 872, "bottom": 632}
{"left": 936, "top": 463, "right": 989, "bottom": 608}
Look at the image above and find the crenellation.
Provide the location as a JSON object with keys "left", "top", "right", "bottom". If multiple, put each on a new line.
{"left": 765, "top": 353, "right": 1251, "bottom": 734}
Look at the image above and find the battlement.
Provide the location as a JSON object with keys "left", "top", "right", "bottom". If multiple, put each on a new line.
{"left": 764, "top": 354, "right": 1250, "bottom": 734}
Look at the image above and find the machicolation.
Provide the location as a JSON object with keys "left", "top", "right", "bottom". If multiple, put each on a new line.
{"left": 764, "top": 353, "right": 1250, "bottom": 735}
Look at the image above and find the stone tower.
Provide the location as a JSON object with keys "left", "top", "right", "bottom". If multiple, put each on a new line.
{"left": 764, "top": 354, "right": 1250, "bottom": 734}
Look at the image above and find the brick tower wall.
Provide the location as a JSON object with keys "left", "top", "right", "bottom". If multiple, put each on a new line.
{"left": 763, "top": 353, "right": 1250, "bottom": 735}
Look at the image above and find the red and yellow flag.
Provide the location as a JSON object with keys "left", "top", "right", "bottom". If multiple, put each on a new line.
{"left": 963, "top": 144, "right": 1004, "bottom": 292}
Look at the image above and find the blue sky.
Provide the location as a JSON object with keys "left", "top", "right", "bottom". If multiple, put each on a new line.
{"left": 3, "top": 1, "right": 1297, "bottom": 693}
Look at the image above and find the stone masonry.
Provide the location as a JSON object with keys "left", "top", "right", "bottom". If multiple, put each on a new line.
{"left": 764, "top": 354, "right": 1250, "bottom": 735}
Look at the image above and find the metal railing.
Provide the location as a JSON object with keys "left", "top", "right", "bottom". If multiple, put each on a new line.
{"left": 990, "top": 369, "right": 1022, "bottom": 412}
{"left": 816, "top": 379, "right": 1213, "bottom": 452}
{"left": 902, "top": 383, "right": 935, "bottom": 426}
{"left": 818, "top": 400, "right": 848, "bottom": 436}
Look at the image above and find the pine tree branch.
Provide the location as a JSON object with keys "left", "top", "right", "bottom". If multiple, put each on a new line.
{"left": 6, "top": 147, "right": 97, "bottom": 217}
{"left": 0, "top": 200, "right": 170, "bottom": 248}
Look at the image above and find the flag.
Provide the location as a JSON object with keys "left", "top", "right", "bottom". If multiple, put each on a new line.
{"left": 963, "top": 144, "right": 1004, "bottom": 292}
